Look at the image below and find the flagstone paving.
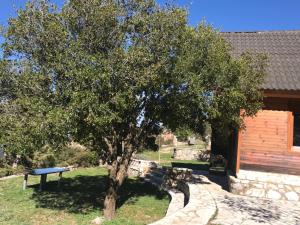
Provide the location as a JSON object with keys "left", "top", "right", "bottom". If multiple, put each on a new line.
{"left": 210, "top": 182, "right": 300, "bottom": 225}
{"left": 150, "top": 170, "right": 300, "bottom": 225}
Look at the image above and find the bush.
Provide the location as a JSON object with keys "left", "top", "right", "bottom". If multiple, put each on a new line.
{"left": 210, "top": 154, "right": 228, "bottom": 168}
{"left": 174, "top": 127, "right": 194, "bottom": 142}
{"left": 33, "top": 146, "right": 56, "bottom": 168}
{"left": 13, "top": 165, "right": 25, "bottom": 174}
{"left": 0, "top": 167, "right": 13, "bottom": 178}
{"left": 71, "top": 151, "right": 98, "bottom": 167}
{"left": 0, "top": 158, "right": 5, "bottom": 168}
{"left": 39, "top": 155, "right": 56, "bottom": 168}
{"left": 56, "top": 143, "right": 99, "bottom": 167}
{"left": 0, "top": 165, "right": 24, "bottom": 178}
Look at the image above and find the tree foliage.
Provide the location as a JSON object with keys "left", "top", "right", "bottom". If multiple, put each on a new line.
{"left": 0, "top": 0, "right": 266, "bottom": 218}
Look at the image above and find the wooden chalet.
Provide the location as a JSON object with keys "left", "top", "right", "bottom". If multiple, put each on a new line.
{"left": 215, "top": 31, "right": 300, "bottom": 176}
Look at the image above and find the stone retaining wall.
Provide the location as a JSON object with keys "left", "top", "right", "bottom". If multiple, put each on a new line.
{"left": 174, "top": 148, "right": 199, "bottom": 160}
{"left": 229, "top": 169, "right": 300, "bottom": 201}
{"left": 163, "top": 168, "right": 193, "bottom": 204}
{"left": 174, "top": 148, "right": 210, "bottom": 161}
{"left": 150, "top": 173, "right": 217, "bottom": 225}
{"left": 128, "top": 159, "right": 157, "bottom": 177}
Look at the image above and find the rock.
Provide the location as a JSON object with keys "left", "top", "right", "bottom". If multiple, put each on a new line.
{"left": 266, "top": 190, "right": 281, "bottom": 200}
{"left": 231, "top": 183, "right": 244, "bottom": 192}
{"left": 246, "top": 188, "right": 265, "bottom": 198}
{"left": 285, "top": 192, "right": 299, "bottom": 201}
{"left": 283, "top": 176, "right": 300, "bottom": 185}
{"left": 91, "top": 217, "right": 105, "bottom": 225}
{"left": 229, "top": 176, "right": 240, "bottom": 183}
{"left": 252, "top": 183, "right": 264, "bottom": 189}
{"left": 294, "top": 186, "right": 300, "bottom": 193}
{"left": 241, "top": 179, "right": 250, "bottom": 184}
{"left": 278, "top": 184, "right": 284, "bottom": 189}
{"left": 267, "top": 183, "right": 278, "bottom": 190}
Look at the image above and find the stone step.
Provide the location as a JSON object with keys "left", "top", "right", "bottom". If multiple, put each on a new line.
{"left": 165, "top": 189, "right": 185, "bottom": 216}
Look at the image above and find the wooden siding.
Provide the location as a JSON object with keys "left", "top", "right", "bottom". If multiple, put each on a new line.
{"left": 240, "top": 110, "right": 300, "bottom": 175}
{"left": 240, "top": 151, "right": 300, "bottom": 175}
{"left": 240, "top": 110, "right": 289, "bottom": 153}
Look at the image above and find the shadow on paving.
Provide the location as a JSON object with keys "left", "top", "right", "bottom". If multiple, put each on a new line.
{"left": 221, "top": 195, "right": 282, "bottom": 223}
{"left": 205, "top": 174, "right": 229, "bottom": 191}
{"left": 29, "top": 175, "right": 168, "bottom": 214}
{"left": 191, "top": 170, "right": 229, "bottom": 191}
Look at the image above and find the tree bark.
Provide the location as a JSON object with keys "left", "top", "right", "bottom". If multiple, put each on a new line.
{"left": 103, "top": 137, "right": 135, "bottom": 219}
{"left": 103, "top": 166, "right": 129, "bottom": 219}
{"left": 103, "top": 178, "right": 118, "bottom": 220}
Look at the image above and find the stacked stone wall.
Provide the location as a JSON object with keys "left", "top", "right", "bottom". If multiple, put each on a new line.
{"left": 174, "top": 148, "right": 210, "bottom": 161}
{"left": 128, "top": 159, "right": 157, "bottom": 177}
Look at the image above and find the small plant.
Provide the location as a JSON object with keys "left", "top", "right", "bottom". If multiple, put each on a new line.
{"left": 210, "top": 154, "right": 228, "bottom": 168}
{"left": 209, "top": 154, "right": 228, "bottom": 175}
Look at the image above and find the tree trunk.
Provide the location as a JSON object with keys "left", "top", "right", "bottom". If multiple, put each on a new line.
{"left": 103, "top": 138, "right": 134, "bottom": 219}
{"left": 103, "top": 181, "right": 117, "bottom": 220}
{"left": 103, "top": 160, "right": 130, "bottom": 219}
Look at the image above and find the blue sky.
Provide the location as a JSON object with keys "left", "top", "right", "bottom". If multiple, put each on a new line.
{"left": 1, "top": 0, "right": 300, "bottom": 56}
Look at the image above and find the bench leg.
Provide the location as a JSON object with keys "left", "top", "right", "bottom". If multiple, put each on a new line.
{"left": 39, "top": 174, "right": 47, "bottom": 191}
{"left": 23, "top": 174, "right": 28, "bottom": 190}
{"left": 58, "top": 172, "right": 63, "bottom": 187}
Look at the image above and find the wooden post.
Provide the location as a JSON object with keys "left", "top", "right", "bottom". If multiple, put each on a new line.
{"left": 235, "top": 130, "right": 242, "bottom": 174}
{"left": 23, "top": 174, "right": 28, "bottom": 190}
{"left": 122, "top": 141, "right": 125, "bottom": 152}
{"left": 288, "top": 112, "right": 294, "bottom": 151}
{"left": 158, "top": 135, "right": 161, "bottom": 164}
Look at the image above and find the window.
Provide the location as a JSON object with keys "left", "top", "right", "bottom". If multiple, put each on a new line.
{"left": 294, "top": 113, "right": 300, "bottom": 146}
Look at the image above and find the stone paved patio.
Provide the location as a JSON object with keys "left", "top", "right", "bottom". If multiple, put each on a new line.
{"left": 201, "top": 172, "right": 300, "bottom": 225}
{"left": 211, "top": 186, "right": 300, "bottom": 225}
{"left": 212, "top": 194, "right": 300, "bottom": 225}
{"left": 150, "top": 170, "right": 300, "bottom": 225}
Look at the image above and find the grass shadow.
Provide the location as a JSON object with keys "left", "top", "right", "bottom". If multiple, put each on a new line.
{"left": 29, "top": 175, "right": 169, "bottom": 214}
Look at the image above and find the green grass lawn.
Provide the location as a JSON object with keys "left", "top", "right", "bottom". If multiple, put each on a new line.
{"left": 0, "top": 167, "right": 170, "bottom": 225}
{"left": 136, "top": 150, "right": 209, "bottom": 170}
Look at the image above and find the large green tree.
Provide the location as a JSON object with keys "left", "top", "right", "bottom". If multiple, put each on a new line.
{"left": 0, "top": 0, "right": 266, "bottom": 219}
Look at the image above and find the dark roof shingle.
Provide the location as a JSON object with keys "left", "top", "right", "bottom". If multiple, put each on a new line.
{"left": 222, "top": 31, "right": 300, "bottom": 91}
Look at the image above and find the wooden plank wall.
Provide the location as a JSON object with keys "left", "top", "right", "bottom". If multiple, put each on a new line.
{"left": 240, "top": 108, "right": 300, "bottom": 175}
{"left": 240, "top": 110, "right": 289, "bottom": 153}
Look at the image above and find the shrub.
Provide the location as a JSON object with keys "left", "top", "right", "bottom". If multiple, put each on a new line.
{"left": 174, "top": 126, "right": 194, "bottom": 142}
{"left": 0, "top": 158, "right": 6, "bottom": 168}
{"left": 210, "top": 154, "right": 228, "bottom": 168}
{"left": 39, "top": 155, "right": 56, "bottom": 168}
{"left": 13, "top": 165, "right": 25, "bottom": 174}
{"left": 0, "top": 165, "right": 25, "bottom": 178}
{"left": 56, "top": 143, "right": 99, "bottom": 167}
{"left": 32, "top": 146, "right": 56, "bottom": 168}
{"left": 0, "top": 167, "right": 13, "bottom": 178}
{"left": 71, "top": 151, "right": 98, "bottom": 167}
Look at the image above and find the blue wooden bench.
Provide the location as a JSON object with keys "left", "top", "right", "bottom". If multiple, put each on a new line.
{"left": 23, "top": 167, "right": 69, "bottom": 191}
